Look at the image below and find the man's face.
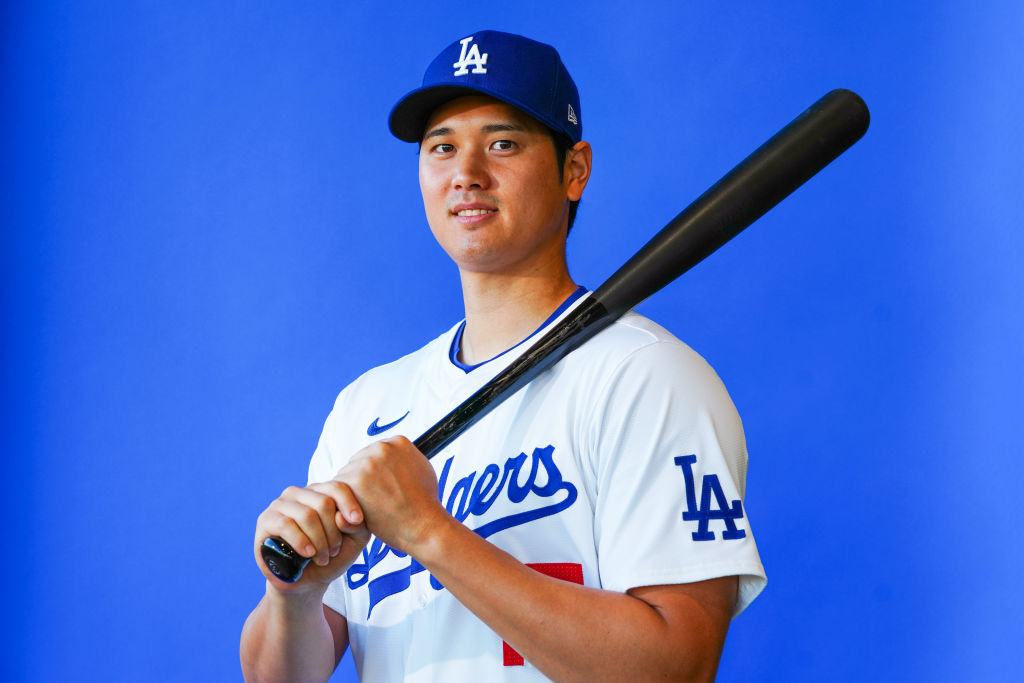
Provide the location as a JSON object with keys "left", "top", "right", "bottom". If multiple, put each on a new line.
{"left": 418, "top": 95, "right": 581, "bottom": 276}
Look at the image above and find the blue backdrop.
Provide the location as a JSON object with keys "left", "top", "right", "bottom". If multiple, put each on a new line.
{"left": 3, "top": 2, "right": 1021, "bottom": 681}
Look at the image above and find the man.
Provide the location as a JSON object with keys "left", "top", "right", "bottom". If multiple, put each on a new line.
{"left": 241, "top": 30, "right": 765, "bottom": 682}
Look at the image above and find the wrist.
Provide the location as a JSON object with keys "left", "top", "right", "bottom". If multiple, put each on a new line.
{"left": 264, "top": 579, "right": 328, "bottom": 614}
{"left": 407, "top": 512, "right": 464, "bottom": 568}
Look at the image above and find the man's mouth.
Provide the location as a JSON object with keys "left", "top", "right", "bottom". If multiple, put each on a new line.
{"left": 455, "top": 208, "right": 497, "bottom": 217}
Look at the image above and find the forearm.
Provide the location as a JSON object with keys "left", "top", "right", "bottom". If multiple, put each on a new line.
{"left": 240, "top": 585, "right": 343, "bottom": 683}
{"left": 414, "top": 517, "right": 731, "bottom": 683}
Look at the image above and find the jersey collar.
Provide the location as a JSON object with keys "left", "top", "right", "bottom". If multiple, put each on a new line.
{"left": 448, "top": 285, "right": 588, "bottom": 374}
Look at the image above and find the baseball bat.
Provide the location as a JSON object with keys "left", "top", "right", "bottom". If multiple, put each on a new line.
{"left": 260, "top": 88, "right": 870, "bottom": 582}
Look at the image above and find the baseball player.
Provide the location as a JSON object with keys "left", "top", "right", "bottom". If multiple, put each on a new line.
{"left": 241, "top": 30, "right": 766, "bottom": 682}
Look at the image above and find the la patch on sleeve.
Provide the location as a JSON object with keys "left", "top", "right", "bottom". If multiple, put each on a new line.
{"left": 673, "top": 455, "right": 746, "bottom": 541}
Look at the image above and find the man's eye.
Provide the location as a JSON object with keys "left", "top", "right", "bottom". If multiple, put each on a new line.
{"left": 432, "top": 143, "right": 455, "bottom": 154}
{"left": 491, "top": 140, "right": 516, "bottom": 151}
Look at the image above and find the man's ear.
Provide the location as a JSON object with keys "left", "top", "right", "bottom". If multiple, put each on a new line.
{"left": 565, "top": 141, "right": 592, "bottom": 202}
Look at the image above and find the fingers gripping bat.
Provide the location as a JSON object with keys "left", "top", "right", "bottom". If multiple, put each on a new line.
{"left": 260, "top": 89, "right": 871, "bottom": 582}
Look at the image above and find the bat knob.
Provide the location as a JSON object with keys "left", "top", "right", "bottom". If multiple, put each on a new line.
{"left": 260, "top": 536, "right": 311, "bottom": 583}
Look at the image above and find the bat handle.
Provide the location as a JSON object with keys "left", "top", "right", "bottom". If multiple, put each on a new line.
{"left": 260, "top": 537, "right": 310, "bottom": 583}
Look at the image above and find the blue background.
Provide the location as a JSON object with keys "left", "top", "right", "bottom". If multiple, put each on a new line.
{"left": 3, "top": 2, "right": 1021, "bottom": 681}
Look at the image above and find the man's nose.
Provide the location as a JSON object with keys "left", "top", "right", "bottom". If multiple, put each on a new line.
{"left": 452, "top": 149, "right": 490, "bottom": 190}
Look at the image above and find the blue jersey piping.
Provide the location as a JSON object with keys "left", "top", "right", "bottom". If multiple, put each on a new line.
{"left": 448, "top": 285, "right": 589, "bottom": 373}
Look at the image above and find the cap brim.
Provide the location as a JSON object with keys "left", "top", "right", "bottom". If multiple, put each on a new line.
{"left": 388, "top": 83, "right": 572, "bottom": 144}
{"left": 388, "top": 85, "right": 485, "bottom": 142}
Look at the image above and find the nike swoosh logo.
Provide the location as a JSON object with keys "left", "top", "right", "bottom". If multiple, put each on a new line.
{"left": 367, "top": 411, "right": 410, "bottom": 436}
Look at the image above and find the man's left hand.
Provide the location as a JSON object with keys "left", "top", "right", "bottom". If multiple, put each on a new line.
{"left": 333, "top": 436, "right": 450, "bottom": 553}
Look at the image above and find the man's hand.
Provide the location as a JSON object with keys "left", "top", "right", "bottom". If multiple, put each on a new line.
{"left": 243, "top": 484, "right": 366, "bottom": 682}
{"left": 333, "top": 436, "right": 450, "bottom": 554}
{"left": 253, "top": 481, "right": 371, "bottom": 594}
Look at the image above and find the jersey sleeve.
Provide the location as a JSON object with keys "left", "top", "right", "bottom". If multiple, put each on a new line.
{"left": 307, "top": 377, "right": 370, "bottom": 486}
{"left": 307, "top": 403, "right": 343, "bottom": 487}
{"left": 584, "top": 339, "right": 766, "bottom": 616}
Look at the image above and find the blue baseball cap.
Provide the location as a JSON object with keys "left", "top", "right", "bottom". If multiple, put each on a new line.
{"left": 389, "top": 30, "right": 582, "bottom": 144}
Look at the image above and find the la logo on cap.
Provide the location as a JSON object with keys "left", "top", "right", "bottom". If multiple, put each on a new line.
{"left": 453, "top": 36, "right": 488, "bottom": 76}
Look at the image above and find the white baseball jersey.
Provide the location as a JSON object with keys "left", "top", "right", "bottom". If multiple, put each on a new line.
{"left": 308, "top": 288, "right": 766, "bottom": 681}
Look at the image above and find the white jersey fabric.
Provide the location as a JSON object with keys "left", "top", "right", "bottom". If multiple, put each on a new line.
{"left": 308, "top": 290, "right": 766, "bottom": 682}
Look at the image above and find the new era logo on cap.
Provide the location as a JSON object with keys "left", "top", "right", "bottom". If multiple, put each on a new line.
{"left": 389, "top": 30, "right": 582, "bottom": 144}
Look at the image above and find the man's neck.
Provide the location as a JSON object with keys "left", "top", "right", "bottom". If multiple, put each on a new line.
{"left": 457, "top": 267, "right": 579, "bottom": 366}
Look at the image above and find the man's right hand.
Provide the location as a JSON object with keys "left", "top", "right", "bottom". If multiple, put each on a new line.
{"left": 253, "top": 481, "right": 370, "bottom": 594}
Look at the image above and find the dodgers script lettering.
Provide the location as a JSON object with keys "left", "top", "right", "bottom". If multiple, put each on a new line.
{"left": 347, "top": 445, "right": 578, "bottom": 618}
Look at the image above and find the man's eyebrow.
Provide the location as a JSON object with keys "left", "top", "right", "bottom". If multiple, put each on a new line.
{"left": 481, "top": 122, "right": 526, "bottom": 133}
{"left": 421, "top": 122, "right": 527, "bottom": 141}
{"left": 422, "top": 126, "right": 453, "bottom": 141}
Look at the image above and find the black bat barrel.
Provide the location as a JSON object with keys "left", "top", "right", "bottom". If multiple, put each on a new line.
{"left": 594, "top": 88, "right": 869, "bottom": 318}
